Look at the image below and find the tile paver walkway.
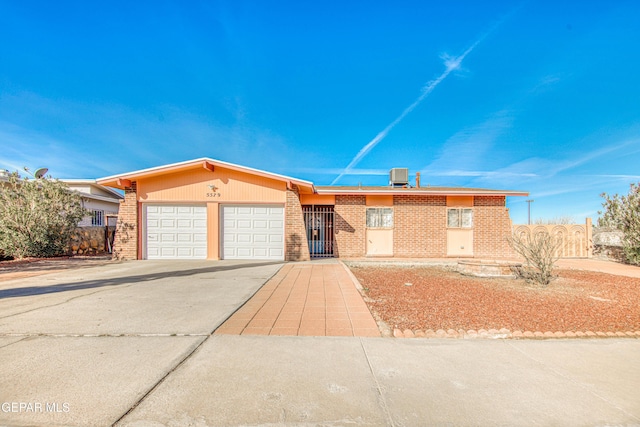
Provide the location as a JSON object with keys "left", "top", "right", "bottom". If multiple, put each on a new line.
{"left": 215, "top": 262, "right": 380, "bottom": 337}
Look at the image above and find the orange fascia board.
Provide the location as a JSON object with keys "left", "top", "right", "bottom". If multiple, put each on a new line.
{"left": 97, "top": 157, "right": 314, "bottom": 192}
{"left": 315, "top": 188, "right": 529, "bottom": 197}
{"left": 116, "top": 178, "right": 132, "bottom": 188}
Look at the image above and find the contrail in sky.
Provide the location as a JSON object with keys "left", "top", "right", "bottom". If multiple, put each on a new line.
{"left": 331, "top": 14, "right": 512, "bottom": 185}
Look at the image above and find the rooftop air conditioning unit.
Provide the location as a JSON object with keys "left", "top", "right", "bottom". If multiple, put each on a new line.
{"left": 389, "top": 168, "right": 409, "bottom": 186}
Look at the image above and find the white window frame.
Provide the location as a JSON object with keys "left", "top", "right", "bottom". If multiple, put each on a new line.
{"left": 447, "top": 208, "right": 473, "bottom": 228}
{"left": 91, "top": 210, "right": 104, "bottom": 226}
{"left": 366, "top": 207, "right": 394, "bottom": 229}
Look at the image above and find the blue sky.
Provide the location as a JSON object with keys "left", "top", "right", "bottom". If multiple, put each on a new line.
{"left": 1, "top": 1, "right": 639, "bottom": 224}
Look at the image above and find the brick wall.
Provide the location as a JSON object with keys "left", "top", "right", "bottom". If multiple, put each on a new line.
{"left": 393, "top": 195, "right": 447, "bottom": 257}
{"left": 285, "top": 186, "right": 310, "bottom": 261}
{"left": 473, "top": 196, "right": 516, "bottom": 258}
{"left": 334, "top": 195, "right": 366, "bottom": 257}
{"left": 333, "top": 194, "right": 517, "bottom": 259}
{"left": 112, "top": 182, "right": 138, "bottom": 260}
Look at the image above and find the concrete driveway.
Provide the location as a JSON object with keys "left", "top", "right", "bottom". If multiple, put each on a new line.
{"left": 1, "top": 259, "right": 639, "bottom": 426}
{"left": 0, "top": 260, "right": 283, "bottom": 426}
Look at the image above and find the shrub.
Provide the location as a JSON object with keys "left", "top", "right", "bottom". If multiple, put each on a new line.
{"left": 599, "top": 183, "right": 640, "bottom": 265}
{"left": 508, "top": 231, "right": 561, "bottom": 286}
{"left": 0, "top": 170, "right": 88, "bottom": 258}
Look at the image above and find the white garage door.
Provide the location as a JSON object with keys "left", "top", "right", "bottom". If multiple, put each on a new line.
{"left": 222, "top": 205, "right": 284, "bottom": 260}
{"left": 145, "top": 205, "right": 207, "bottom": 259}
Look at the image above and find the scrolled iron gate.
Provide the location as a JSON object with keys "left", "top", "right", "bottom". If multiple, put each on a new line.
{"left": 302, "top": 205, "right": 335, "bottom": 258}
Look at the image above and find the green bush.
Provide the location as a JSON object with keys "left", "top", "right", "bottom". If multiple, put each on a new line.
{"left": 0, "top": 170, "right": 88, "bottom": 259}
{"left": 599, "top": 183, "right": 640, "bottom": 265}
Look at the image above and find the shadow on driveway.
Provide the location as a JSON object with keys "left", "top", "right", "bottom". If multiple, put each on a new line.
{"left": 0, "top": 261, "right": 284, "bottom": 299}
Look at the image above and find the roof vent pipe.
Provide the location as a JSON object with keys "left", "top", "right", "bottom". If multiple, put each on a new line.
{"left": 416, "top": 172, "right": 421, "bottom": 188}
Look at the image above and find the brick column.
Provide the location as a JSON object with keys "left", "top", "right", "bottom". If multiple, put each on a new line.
{"left": 113, "top": 182, "right": 138, "bottom": 260}
{"left": 334, "top": 195, "right": 366, "bottom": 257}
{"left": 473, "top": 196, "right": 517, "bottom": 258}
{"left": 285, "top": 185, "right": 310, "bottom": 261}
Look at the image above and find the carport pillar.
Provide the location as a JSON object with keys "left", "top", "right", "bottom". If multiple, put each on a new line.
{"left": 113, "top": 181, "right": 139, "bottom": 260}
{"left": 285, "top": 185, "right": 311, "bottom": 261}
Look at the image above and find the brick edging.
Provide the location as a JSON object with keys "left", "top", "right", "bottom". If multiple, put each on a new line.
{"left": 392, "top": 328, "right": 640, "bottom": 339}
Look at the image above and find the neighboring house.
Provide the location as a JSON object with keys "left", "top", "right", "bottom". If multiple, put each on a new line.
{"left": 62, "top": 180, "right": 123, "bottom": 227}
{"left": 97, "top": 158, "right": 528, "bottom": 261}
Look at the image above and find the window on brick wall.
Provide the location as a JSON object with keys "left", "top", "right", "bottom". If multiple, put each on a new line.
{"left": 366, "top": 207, "right": 393, "bottom": 228}
{"left": 447, "top": 208, "right": 473, "bottom": 228}
{"left": 91, "top": 210, "right": 104, "bottom": 226}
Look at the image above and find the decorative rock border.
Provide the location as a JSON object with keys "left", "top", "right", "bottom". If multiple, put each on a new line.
{"left": 457, "top": 260, "right": 522, "bottom": 278}
{"left": 392, "top": 328, "right": 640, "bottom": 339}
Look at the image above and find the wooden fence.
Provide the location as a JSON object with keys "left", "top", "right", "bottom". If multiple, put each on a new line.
{"left": 512, "top": 218, "right": 592, "bottom": 258}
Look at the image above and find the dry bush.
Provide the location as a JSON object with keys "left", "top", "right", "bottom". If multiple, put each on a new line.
{"left": 508, "top": 231, "right": 561, "bottom": 287}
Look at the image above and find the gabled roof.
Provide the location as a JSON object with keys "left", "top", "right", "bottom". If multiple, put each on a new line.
{"left": 315, "top": 185, "right": 528, "bottom": 197}
{"left": 61, "top": 179, "right": 124, "bottom": 200}
{"left": 96, "top": 158, "right": 315, "bottom": 193}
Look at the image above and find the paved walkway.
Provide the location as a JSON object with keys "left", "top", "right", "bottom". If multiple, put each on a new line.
{"left": 215, "top": 261, "right": 380, "bottom": 337}
{"left": 557, "top": 257, "right": 640, "bottom": 278}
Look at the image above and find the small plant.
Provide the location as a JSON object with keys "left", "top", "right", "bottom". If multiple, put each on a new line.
{"left": 508, "top": 231, "right": 561, "bottom": 286}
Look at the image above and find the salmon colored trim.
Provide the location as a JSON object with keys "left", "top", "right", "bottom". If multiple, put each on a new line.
{"left": 317, "top": 188, "right": 528, "bottom": 197}
{"left": 97, "top": 157, "right": 314, "bottom": 193}
{"left": 366, "top": 195, "right": 393, "bottom": 206}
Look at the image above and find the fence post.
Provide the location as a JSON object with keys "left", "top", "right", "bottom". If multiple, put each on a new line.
{"left": 586, "top": 217, "right": 593, "bottom": 258}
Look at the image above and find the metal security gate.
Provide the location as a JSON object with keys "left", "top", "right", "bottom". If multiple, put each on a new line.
{"left": 302, "top": 205, "right": 335, "bottom": 258}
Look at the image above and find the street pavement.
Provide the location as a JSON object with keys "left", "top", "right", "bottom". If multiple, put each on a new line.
{"left": 0, "top": 260, "right": 639, "bottom": 426}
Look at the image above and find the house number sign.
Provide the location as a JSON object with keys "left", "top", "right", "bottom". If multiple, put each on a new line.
{"left": 206, "top": 184, "right": 221, "bottom": 198}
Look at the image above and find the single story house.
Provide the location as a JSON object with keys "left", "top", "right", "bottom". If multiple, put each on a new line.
{"left": 96, "top": 158, "right": 528, "bottom": 261}
{"left": 62, "top": 180, "right": 123, "bottom": 227}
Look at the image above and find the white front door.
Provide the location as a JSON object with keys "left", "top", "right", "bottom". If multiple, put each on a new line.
{"left": 221, "top": 205, "right": 284, "bottom": 260}
{"left": 145, "top": 205, "right": 207, "bottom": 259}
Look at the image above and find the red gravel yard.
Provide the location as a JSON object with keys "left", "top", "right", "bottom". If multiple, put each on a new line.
{"left": 349, "top": 264, "right": 640, "bottom": 334}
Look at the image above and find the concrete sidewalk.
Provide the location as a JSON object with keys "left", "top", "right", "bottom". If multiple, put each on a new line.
{"left": 117, "top": 336, "right": 640, "bottom": 426}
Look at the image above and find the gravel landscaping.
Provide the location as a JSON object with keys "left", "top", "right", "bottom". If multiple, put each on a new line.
{"left": 348, "top": 264, "right": 640, "bottom": 335}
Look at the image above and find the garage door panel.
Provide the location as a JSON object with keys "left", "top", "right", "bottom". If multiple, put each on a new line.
{"left": 237, "top": 219, "right": 252, "bottom": 229}
{"left": 161, "top": 219, "right": 176, "bottom": 227}
{"left": 254, "top": 234, "right": 267, "bottom": 243}
{"left": 237, "top": 248, "right": 252, "bottom": 257}
{"left": 160, "top": 247, "right": 176, "bottom": 257}
{"left": 253, "top": 220, "right": 267, "bottom": 229}
{"left": 222, "top": 204, "right": 284, "bottom": 260}
{"left": 269, "top": 248, "right": 283, "bottom": 257}
{"left": 176, "top": 219, "right": 191, "bottom": 228}
{"left": 269, "top": 235, "right": 283, "bottom": 243}
{"left": 145, "top": 204, "right": 207, "bottom": 260}
{"left": 160, "top": 233, "right": 176, "bottom": 242}
{"left": 253, "top": 248, "right": 268, "bottom": 257}
{"left": 177, "top": 234, "right": 192, "bottom": 242}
